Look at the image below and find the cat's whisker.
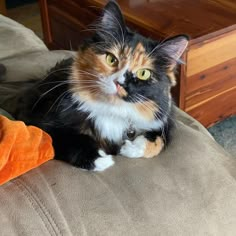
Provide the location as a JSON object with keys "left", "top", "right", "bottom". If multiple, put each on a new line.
{"left": 38, "top": 80, "right": 79, "bottom": 87}
{"left": 133, "top": 95, "right": 156, "bottom": 115}
{"left": 38, "top": 81, "right": 100, "bottom": 93}
{"left": 95, "top": 78, "right": 111, "bottom": 88}
{"left": 134, "top": 94, "right": 168, "bottom": 144}
{"left": 133, "top": 98, "right": 160, "bottom": 124}
{"left": 74, "top": 86, "right": 101, "bottom": 90}
{"left": 76, "top": 74, "right": 99, "bottom": 79}
{"left": 69, "top": 40, "right": 74, "bottom": 51}
{"left": 134, "top": 95, "right": 165, "bottom": 124}
{"left": 90, "top": 42, "right": 108, "bottom": 48}
{"left": 76, "top": 70, "right": 100, "bottom": 78}
{"left": 32, "top": 82, "right": 70, "bottom": 110}
{"left": 56, "top": 91, "right": 71, "bottom": 112}
{"left": 34, "top": 79, "right": 99, "bottom": 111}
{"left": 74, "top": 80, "right": 100, "bottom": 85}
{"left": 154, "top": 102, "right": 176, "bottom": 124}
{"left": 135, "top": 94, "right": 159, "bottom": 112}
{"left": 136, "top": 94, "right": 170, "bottom": 116}
{"left": 41, "top": 68, "right": 71, "bottom": 82}
{"left": 89, "top": 43, "right": 109, "bottom": 52}
{"left": 147, "top": 36, "right": 170, "bottom": 58}
{"left": 46, "top": 90, "right": 69, "bottom": 115}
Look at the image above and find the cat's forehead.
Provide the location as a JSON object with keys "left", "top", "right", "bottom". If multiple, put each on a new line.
{"left": 110, "top": 41, "right": 155, "bottom": 71}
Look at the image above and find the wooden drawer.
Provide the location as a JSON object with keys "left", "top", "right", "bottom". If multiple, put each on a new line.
{"left": 187, "top": 30, "right": 236, "bottom": 77}
{"left": 45, "top": 0, "right": 97, "bottom": 49}
{"left": 183, "top": 30, "right": 236, "bottom": 126}
{"left": 185, "top": 57, "right": 236, "bottom": 109}
{"left": 187, "top": 87, "right": 236, "bottom": 127}
{"left": 48, "top": 6, "right": 89, "bottom": 49}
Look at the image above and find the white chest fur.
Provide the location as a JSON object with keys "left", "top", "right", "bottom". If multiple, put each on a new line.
{"left": 74, "top": 96, "right": 164, "bottom": 143}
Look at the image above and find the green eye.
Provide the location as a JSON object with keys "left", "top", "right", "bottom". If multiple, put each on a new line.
{"left": 106, "top": 53, "right": 118, "bottom": 67}
{"left": 136, "top": 69, "right": 151, "bottom": 80}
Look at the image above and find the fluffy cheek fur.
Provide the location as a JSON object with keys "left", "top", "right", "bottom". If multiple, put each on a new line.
{"left": 71, "top": 48, "right": 117, "bottom": 103}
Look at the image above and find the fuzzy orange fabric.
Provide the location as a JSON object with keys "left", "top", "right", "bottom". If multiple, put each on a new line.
{"left": 0, "top": 115, "right": 54, "bottom": 185}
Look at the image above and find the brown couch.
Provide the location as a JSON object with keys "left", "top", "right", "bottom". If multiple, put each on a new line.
{"left": 0, "top": 14, "right": 236, "bottom": 236}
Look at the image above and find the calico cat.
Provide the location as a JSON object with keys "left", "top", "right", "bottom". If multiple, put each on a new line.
{"left": 0, "top": 0, "right": 188, "bottom": 171}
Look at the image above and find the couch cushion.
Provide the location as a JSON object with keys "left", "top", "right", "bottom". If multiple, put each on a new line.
{"left": 1, "top": 50, "right": 76, "bottom": 82}
{"left": 0, "top": 14, "right": 47, "bottom": 60}
{"left": 0, "top": 119, "right": 235, "bottom": 236}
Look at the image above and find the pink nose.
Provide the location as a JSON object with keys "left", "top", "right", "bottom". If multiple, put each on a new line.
{"left": 115, "top": 81, "right": 122, "bottom": 91}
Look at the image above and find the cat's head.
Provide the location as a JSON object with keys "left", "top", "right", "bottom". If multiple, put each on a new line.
{"left": 71, "top": 0, "right": 188, "bottom": 119}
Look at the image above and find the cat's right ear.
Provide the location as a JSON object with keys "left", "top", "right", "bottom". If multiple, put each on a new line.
{"left": 96, "top": 0, "right": 126, "bottom": 42}
{"left": 158, "top": 35, "right": 189, "bottom": 68}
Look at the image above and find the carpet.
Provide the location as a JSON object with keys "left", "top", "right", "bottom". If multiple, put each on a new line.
{"left": 208, "top": 116, "right": 236, "bottom": 157}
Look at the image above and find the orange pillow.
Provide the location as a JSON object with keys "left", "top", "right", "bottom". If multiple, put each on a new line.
{"left": 0, "top": 115, "right": 54, "bottom": 185}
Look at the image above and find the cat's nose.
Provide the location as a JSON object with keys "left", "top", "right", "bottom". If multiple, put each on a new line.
{"left": 115, "top": 75, "right": 126, "bottom": 85}
{"left": 114, "top": 80, "right": 123, "bottom": 89}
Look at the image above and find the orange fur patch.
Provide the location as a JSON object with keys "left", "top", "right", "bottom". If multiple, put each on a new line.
{"left": 71, "top": 49, "right": 110, "bottom": 102}
{"left": 143, "top": 137, "right": 164, "bottom": 158}
{"left": 129, "top": 43, "right": 154, "bottom": 72}
{"left": 134, "top": 100, "right": 159, "bottom": 121}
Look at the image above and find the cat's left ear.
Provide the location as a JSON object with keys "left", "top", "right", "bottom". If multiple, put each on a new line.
{"left": 159, "top": 35, "right": 189, "bottom": 69}
{"left": 98, "top": 0, "right": 126, "bottom": 40}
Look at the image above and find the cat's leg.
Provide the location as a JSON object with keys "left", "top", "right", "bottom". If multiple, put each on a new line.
{"left": 51, "top": 130, "right": 114, "bottom": 171}
{"left": 120, "top": 131, "right": 164, "bottom": 159}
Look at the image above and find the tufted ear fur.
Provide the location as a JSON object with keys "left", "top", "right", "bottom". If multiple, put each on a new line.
{"left": 96, "top": 0, "right": 126, "bottom": 43}
{"left": 159, "top": 35, "right": 189, "bottom": 68}
{"left": 154, "top": 35, "right": 189, "bottom": 86}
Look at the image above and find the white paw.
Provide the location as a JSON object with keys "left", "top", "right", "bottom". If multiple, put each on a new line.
{"left": 94, "top": 150, "right": 114, "bottom": 171}
{"left": 120, "top": 136, "right": 146, "bottom": 158}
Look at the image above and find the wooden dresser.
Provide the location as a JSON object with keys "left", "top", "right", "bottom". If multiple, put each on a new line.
{"left": 39, "top": 0, "right": 236, "bottom": 127}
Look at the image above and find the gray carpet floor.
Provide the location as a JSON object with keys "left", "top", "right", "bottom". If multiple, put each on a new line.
{"left": 208, "top": 116, "right": 236, "bottom": 157}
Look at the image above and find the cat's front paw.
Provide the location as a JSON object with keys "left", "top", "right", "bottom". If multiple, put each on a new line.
{"left": 120, "top": 136, "right": 146, "bottom": 158}
{"left": 93, "top": 150, "right": 115, "bottom": 171}
{"left": 120, "top": 135, "right": 164, "bottom": 159}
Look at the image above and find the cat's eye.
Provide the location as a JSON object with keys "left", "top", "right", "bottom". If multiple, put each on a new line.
{"left": 106, "top": 53, "right": 118, "bottom": 67}
{"left": 136, "top": 69, "right": 151, "bottom": 81}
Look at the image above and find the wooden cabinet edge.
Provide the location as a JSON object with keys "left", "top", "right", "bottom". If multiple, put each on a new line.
{"left": 38, "top": 0, "right": 52, "bottom": 48}
{"left": 178, "top": 51, "right": 188, "bottom": 110}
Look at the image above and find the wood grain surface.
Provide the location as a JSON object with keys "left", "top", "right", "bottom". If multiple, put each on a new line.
{"left": 0, "top": 0, "right": 6, "bottom": 16}
{"left": 187, "top": 87, "right": 236, "bottom": 127}
{"left": 89, "top": 0, "right": 236, "bottom": 40}
{"left": 187, "top": 30, "right": 236, "bottom": 76}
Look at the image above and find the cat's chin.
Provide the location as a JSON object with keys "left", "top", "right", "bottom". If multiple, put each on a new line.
{"left": 101, "top": 92, "right": 128, "bottom": 106}
{"left": 101, "top": 82, "right": 128, "bottom": 103}
{"left": 107, "top": 94, "right": 123, "bottom": 104}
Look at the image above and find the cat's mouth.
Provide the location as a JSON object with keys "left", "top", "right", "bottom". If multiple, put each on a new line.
{"left": 114, "top": 81, "right": 128, "bottom": 98}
